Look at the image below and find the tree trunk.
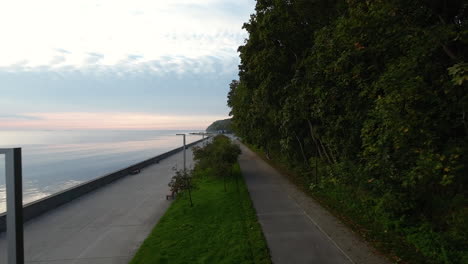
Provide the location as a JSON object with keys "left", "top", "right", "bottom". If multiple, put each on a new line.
{"left": 319, "top": 138, "right": 336, "bottom": 164}
{"left": 307, "top": 119, "right": 325, "bottom": 160}
{"left": 224, "top": 174, "right": 227, "bottom": 192}
{"left": 308, "top": 119, "right": 333, "bottom": 164}
{"left": 295, "top": 134, "right": 308, "bottom": 166}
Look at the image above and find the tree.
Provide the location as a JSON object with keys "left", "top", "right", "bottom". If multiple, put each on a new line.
{"left": 169, "top": 167, "right": 195, "bottom": 207}
{"left": 228, "top": 0, "right": 468, "bottom": 262}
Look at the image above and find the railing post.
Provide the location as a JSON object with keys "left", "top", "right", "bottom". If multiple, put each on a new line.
{"left": 1, "top": 148, "right": 24, "bottom": 264}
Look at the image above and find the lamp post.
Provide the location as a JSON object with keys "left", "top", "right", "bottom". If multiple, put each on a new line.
{"left": 176, "top": 133, "right": 193, "bottom": 207}
{"left": 176, "top": 133, "right": 186, "bottom": 171}
{"left": 0, "top": 148, "right": 24, "bottom": 264}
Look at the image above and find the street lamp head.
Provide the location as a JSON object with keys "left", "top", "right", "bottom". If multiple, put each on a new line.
{"left": 176, "top": 133, "right": 185, "bottom": 136}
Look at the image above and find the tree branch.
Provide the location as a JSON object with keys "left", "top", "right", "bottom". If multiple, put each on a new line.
{"left": 440, "top": 42, "right": 458, "bottom": 61}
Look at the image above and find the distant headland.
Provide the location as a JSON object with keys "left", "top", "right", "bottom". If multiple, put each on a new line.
{"left": 206, "top": 118, "right": 232, "bottom": 133}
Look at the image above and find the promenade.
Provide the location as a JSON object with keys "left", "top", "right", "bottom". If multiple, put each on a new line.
{"left": 0, "top": 144, "right": 200, "bottom": 264}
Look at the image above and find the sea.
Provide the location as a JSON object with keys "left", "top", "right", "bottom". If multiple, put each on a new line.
{"left": 0, "top": 130, "right": 203, "bottom": 213}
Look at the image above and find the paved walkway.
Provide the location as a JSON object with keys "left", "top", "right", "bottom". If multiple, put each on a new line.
{"left": 0, "top": 144, "right": 201, "bottom": 264}
{"left": 238, "top": 142, "right": 390, "bottom": 264}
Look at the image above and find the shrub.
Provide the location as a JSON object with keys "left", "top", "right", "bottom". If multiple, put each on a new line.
{"left": 193, "top": 135, "right": 241, "bottom": 191}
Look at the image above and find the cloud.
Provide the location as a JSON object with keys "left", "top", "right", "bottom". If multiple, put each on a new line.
{"left": 50, "top": 56, "right": 66, "bottom": 65}
{"left": 130, "top": 10, "right": 144, "bottom": 16}
{"left": 126, "top": 55, "right": 143, "bottom": 61}
{"left": 0, "top": 1, "right": 252, "bottom": 124}
{"left": 0, "top": 60, "right": 237, "bottom": 118}
{"left": 0, "top": 112, "right": 228, "bottom": 130}
{"left": 0, "top": 114, "right": 43, "bottom": 120}
{"left": 55, "top": 48, "right": 71, "bottom": 54}
{"left": 0, "top": 0, "right": 254, "bottom": 70}
{"left": 85, "top": 53, "right": 104, "bottom": 64}
{"left": 1, "top": 53, "right": 239, "bottom": 77}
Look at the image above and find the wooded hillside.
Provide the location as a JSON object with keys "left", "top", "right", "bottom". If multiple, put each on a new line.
{"left": 206, "top": 118, "right": 232, "bottom": 132}
{"left": 228, "top": 1, "right": 467, "bottom": 263}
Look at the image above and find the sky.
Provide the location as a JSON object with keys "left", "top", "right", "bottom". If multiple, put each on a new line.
{"left": 0, "top": 0, "right": 255, "bottom": 130}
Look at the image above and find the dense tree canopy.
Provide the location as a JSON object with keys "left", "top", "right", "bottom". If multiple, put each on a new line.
{"left": 228, "top": 1, "right": 467, "bottom": 263}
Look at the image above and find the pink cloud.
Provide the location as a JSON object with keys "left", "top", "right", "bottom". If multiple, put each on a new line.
{"left": 0, "top": 112, "right": 228, "bottom": 130}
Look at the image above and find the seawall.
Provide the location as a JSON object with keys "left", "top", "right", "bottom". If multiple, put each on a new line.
{"left": 0, "top": 138, "right": 207, "bottom": 233}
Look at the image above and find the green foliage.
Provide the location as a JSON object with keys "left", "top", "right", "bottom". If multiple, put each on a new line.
{"left": 193, "top": 135, "right": 242, "bottom": 178}
{"left": 448, "top": 62, "right": 468, "bottom": 85}
{"left": 168, "top": 167, "right": 194, "bottom": 194}
{"left": 229, "top": 0, "right": 468, "bottom": 263}
{"left": 129, "top": 164, "right": 271, "bottom": 264}
{"left": 193, "top": 135, "right": 242, "bottom": 192}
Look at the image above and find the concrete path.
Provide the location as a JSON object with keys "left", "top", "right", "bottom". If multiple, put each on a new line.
{"left": 238, "top": 142, "right": 390, "bottom": 264}
{"left": 0, "top": 144, "right": 201, "bottom": 264}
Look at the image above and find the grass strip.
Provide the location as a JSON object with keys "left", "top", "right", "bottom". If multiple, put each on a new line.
{"left": 129, "top": 163, "right": 271, "bottom": 264}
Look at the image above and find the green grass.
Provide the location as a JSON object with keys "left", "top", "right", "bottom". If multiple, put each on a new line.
{"left": 129, "top": 164, "right": 271, "bottom": 264}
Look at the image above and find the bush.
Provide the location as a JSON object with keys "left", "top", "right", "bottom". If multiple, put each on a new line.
{"left": 168, "top": 167, "right": 194, "bottom": 194}
{"left": 193, "top": 135, "right": 241, "bottom": 177}
{"left": 193, "top": 135, "right": 242, "bottom": 192}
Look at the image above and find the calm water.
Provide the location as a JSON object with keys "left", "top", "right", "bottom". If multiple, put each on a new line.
{"left": 0, "top": 130, "right": 203, "bottom": 213}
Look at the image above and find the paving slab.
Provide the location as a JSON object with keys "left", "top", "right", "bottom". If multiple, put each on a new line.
{"left": 0, "top": 143, "right": 201, "bottom": 264}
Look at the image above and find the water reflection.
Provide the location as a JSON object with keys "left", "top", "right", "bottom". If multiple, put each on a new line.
{"left": 0, "top": 130, "right": 202, "bottom": 212}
